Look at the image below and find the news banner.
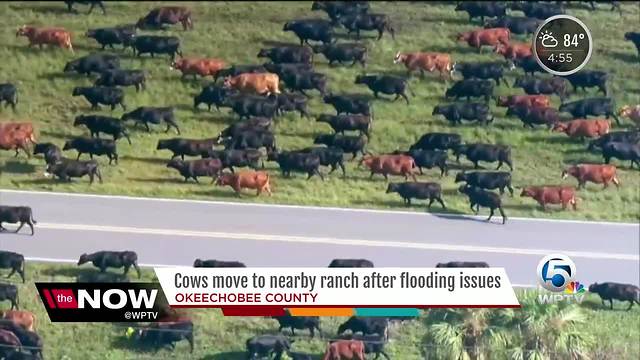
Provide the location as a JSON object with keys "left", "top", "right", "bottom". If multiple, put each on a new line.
{"left": 35, "top": 267, "right": 520, "bottom": 321}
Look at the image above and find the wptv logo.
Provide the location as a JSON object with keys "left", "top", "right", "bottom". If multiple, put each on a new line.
{"left": 536, "top": 254, "right": 587, "bottom": 304}
{"left": 35, "top": 283, "right": 169, "bottom": 322}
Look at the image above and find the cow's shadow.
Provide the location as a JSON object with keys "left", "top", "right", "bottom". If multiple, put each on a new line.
{"left": 0, "top": 160, "right": 36, "bottom": 174}
{"left": 121, "top": 155, "right": 169, "bottom": 165}
{"left": 609, "top": 50, "right": 638, "bottom": 64}
{"left": 260, "top": 40, "right": 301, "bottom": 48}
{"left": 39, "top": 267, "right": 105, "bottom": 279}
{"left": 201, "top": 352, "right": 247, "bottom": 360}
{"left": 10, "top": 3, "right": 70, "bottom": 15}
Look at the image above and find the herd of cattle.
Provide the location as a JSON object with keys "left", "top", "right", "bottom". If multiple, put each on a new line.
{"left": 0, "top": 248, "right": 638, "bottom": 359}
{"left": 0, "top": 0, "right": 639, "bottom": 358}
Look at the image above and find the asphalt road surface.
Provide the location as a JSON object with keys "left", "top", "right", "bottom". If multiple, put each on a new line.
{"left": 0, "top": 190, "right": 638, "bottom": 287}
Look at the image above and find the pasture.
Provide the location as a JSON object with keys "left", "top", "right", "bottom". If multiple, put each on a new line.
{"left": 1, "top": 261, "right": 636, "bottom": 359}
{"left": 0, "top": 2, "right": 638, "bottom": 222}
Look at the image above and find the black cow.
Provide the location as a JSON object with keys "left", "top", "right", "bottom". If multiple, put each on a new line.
{"left": 268, "top": 151, "right": 324, "bottom": 180}
{"left": 246, "top": 334, "right": 291, "bottom": 360}
{"left": 72, "top": 86, "right": 126, "bottom": 110}
{"left": 328, "top": 259, "right": 374, "bottom": 267}
{"left": 559, "top": 98, "right": 620, "bottom": 125}
{"left": 166, "top": 158, "right": 222, "bottom": 183}
{"left": 512, "top": 55, "right": 544, "bottom": 76}
{"left": 432, "top": 102, "right": 493, "bottom": 125}
{"left": 452, "top": 61, "right": 511, "bottom": 86}
{"left": 506, "top": 105, "right": 562, "bottom": 129}
{"left": 73, "top": 115, "right": 131, "bottom": 144}
{"left": 386, "top": 182, "right": 445, "bottom": 208}
{"left": 0, "top": 321, "right": 42, "bottom": 358}
{"left": 625, "top": 32, "right": 640, "bottom": 57}
{"left": 281, "top": 71, "right": 327, "bottom": 96}
{"left": 338, "top": 317, "right": 389, "bottom": 341}
{"left": 219, "top": 118, "right": 272, "bottom": 139}
{"left": 134, "top": 320, "right": 194, "bottom": 353}
{"left": 283, "top": 19, "right": 334, "bottom": 45}
{"left": 454, "top": 143, "right": 513, "bottom": 171}
{"left": 65, "top": 0, "right": 105, "bottom": 14}
{"left": 601, "top": 142, "right": 640, "bottom": 169}
{"left": 77, "top": 271, "right": 129, "bottom": 283}
{"left": 564, "top": 70, "right": 608, "bottom": 95}
{"left": 194, "top": 84, "right": 238, "bottom": 111}
{"left": 0, "top": 83, "right": 17, "bottom": 111}
{"left": 0, "top": 283, "right": 19, "bottom": 310}
{"left": 355, "top": 75, "right": 412, "bottom": 104}
{"left": 77, "top": 251, "right": 141, "bottom": 278}
{"left": 455, "top": 171, "right": 514, "bottom": 196}
{"left": 298, "top": 146, "right": 346, "bottom": 176}
{"left": 323, "top": 94, "right": 372, "bottom": 116}
{"left": 336, "top": 334, "right": 390, "bottom": 360}
{"left": 445, "top": 79, "right": 494, "bottom": 102}
{"left": 314, "top": 134, "right": 368, "bottom": 159}
{"left": 485, "top": 16, "right": 539, "bottom": 35}
{"left": 201, "top": 149, "right": 263, "bottom": 172}
{"left": 337, "top": 13, "right": 395, "bottom": 40}
{"left": 156, "top": 138, "right": 217, "bottom": 160}
{"left": 587, "top": 131, "right": 640, "bottom": 151}
{"left": 223, "top": 130, "right": 276, "bottom": 153}
{"left": 33, "top": 143, "right": 63, "bottom": 165}
{"left": 272, "top": 310, "right": 322, "bottom": 338}
{"left": 513, "top": 76, "right": 568, "bottom": 100}
{"left": 63, "top": 137, "right": 118, "bottom": 165}
{"left": 0, "top": 251, "right": 25, "bottom": 283}
{"left": 276, "top": 92, "right": 310, "bottom": 118}
{"left": 263, "top": 63, "right": 314, "bottom": 79}
{"left": 589, "top": 282, "right": 640, "bottom": 310}
{"left": 214, "top": 64, "right": 267, "bottom": 82}
{"left": 510, "top": 2, "right": 564, "bottom": 19}
{"left": 193, "top": 259, "right": 246, "bottom": 267}
{"left": 436, "top": 261, "right": 490, "bottom": 268}
{"left": 95, "top": 69, "right": 146, "bottom": 92}
{"left": 393, "top": 149, "right": 448, "bottom": 176}
{"left": 317, "top": 114, "right": 371, "bottom": 136}
{"left": 45, "top": 159, "right": 103, "bottom": 184}
{"left": 223, "top": 94, "right": 280, "bottom": 120}
{"left": 458, "top": 184, "right": 507, "bottom": 224}
{"left": 258, "top": 46, "right": 314, "bottom": 64}
{"left": 122, "top": 107, "right": 180, "bottom": 134}
{"left": 131, "top": 35, "right": 182, "bottom": 60}
{"left": 63, "top": 53, "right": 120, "bottom": 76}
{"left": 311, "top": 1, "right": 369, "bottom": 24}
{"left": 312, "top": 43, "right": 368, "bottom": 67}
{"left": 455, "top": 2, "right": 507, "bottom": 23}
{"left": 410, "top": 133, "right": 462, "bottom": 152}
{"left": 86, "top": 25, "right": 135, "bottom": 50}
{"left": 0, "top": 207, "right": 36, "bottom": 236}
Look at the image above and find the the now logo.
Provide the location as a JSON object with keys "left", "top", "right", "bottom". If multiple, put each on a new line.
{"left": 78, "top": 289, "right": 157, "bottom": 309}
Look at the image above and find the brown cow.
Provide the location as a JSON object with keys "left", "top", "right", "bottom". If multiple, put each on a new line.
{"left": 322, "top": 340, "right": 366, "bottom": 360}
{"left": 138, "top": 6, "right": 193, "bottom": 31}
{"left": 0, "top": 122, "right": 36, "bottom": 158}
{"left": 552, "top": 119, "right": 610, "bottom": 140}
{"left": 520, "top": 186, "right": 578, "bottom": 211}
{"left": 0, "top": 122, "right": 36, "bottom": 143}
{"left": 16, "top": 25, "right": 73, "bottom": 52}
{"left": 562, "top": 164, "right": 620, "bottom": 189}
{"left": 496, "top": 95, "right": 550, "bottom": 109}
{"left": 393, "top": 51, "right": 453, "bottom": 79}
{"left": 457, "top": 28, "right": 510, "bottom": 53}
{"left": 619, "top": 105, "right": 640, "bottom": 127}
{"left": 223, "top": 73, "right": 280, "bottom": 95}
{"left": 359, "top": 154, "right": 417, "bottom": 181}
{"left": 1, "top": 310, "right": 36, "bottom": 332}
{"left": 170, "top": 58, "right": 226, "bottom": 79}
{"left": 215, "top": 171, "right": 272, "bottom": 197}
{"left": 494, "top": 42, "right": 532, "bottom": 60}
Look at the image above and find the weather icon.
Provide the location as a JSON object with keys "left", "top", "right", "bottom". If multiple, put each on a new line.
{"left": 539, "top": 30, "right": 559, "bottom": 48}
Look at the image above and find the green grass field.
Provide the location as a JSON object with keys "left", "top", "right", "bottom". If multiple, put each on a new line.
{"left": 5, "top": 262, "right": 638, "bottom": 359}
{"left": 0, "top": 1, "right": 638, "bottom": 221}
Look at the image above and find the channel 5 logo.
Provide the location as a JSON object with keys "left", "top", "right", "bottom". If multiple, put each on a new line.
{"left": 537, "top": 254, "right": 576, "bottom": 292}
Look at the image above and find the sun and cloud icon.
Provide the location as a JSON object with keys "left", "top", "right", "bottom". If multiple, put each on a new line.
{"left": 539, "top": 30, "right": 559, "bottom": 48}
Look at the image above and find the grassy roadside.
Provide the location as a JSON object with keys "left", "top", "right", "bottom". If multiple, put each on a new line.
{"left": 0, "top": 1, "right": 638, "bottom": 222}
{"left": 2, "top": 262, "right": 637, "bottom": 359}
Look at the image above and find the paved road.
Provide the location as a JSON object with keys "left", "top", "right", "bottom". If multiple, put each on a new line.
{"left": 0, "top": 190, "right": 638, "bottom": 287}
